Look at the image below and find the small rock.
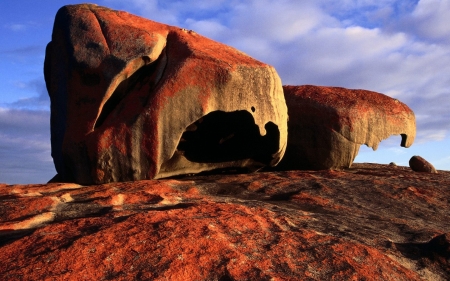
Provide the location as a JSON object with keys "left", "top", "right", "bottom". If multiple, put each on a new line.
{"left": 389, "top": 162, "right": 397, "bottom": 166}
{"left": 409, "top": 155, "right": 437, "bottom": 173}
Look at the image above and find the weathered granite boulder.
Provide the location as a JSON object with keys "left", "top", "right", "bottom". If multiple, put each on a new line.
{"left": 277, "top": 85, "right": 416, "bottom": 170}
{"left": 44, "top": 4, "right": 287, "bottom": 184}
{"left": 1, "top": 164, "right": 449, "bottom": 280}
{"left": 410, "top": 155, "right": 437, "bottom": 173}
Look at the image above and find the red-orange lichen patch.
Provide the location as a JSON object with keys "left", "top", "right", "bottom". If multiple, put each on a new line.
{"left": 405, "top": 186, "right": 436, "bottom": 203}
{"left": 186, "top": 187, "right": 200, "bottom": 195}
{"left": 123, "top": 191, "right": 163, "bottom": 204}
{"left": 248, "top": 180, "right": 265, "bottom": 192}
{"left": 0, "top": 197, "right": 54, "bottom": 223}
{"left": 291, "top": 192, "right": 331, "bottom": 207}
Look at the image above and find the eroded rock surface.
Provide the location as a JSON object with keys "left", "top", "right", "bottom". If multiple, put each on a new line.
{"left": 277, "top": 85, "right": 416, "bottom": 170}
{"left": 44, "top": 4, "right": 287, "bottom": 184}
{"left": 1, "top": 164, "right": 449, "bottom": 280}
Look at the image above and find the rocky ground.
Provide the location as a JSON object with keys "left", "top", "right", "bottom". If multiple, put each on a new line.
{"left": 1, "top": 163, "right": 449, "bottom": 280}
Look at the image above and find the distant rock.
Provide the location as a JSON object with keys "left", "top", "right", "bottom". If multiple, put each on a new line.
{"left": 409, "top": 155, "right": 437, "bottom": 173}
{"left": 44, "top": 4, "right": 287, "bottom": 184}
{"left": 1, "top": 164, "right": 449, "bottom": 280}
{"left": 277, "top": 85, "right": 416, "bottom": 170}
{"left": 389, "top": 162, "right": 397, "bottom": 166}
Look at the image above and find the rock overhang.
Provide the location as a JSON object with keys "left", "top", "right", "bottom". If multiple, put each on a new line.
{"left": 277, "top": 85, "right": 416, "bottom": 170}
{"left": 44, "top": 4, "right": 288, "bottom": 184}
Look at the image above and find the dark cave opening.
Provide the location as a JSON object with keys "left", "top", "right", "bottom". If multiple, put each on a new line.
{"left": 176, "top": 110, "right": 280, "bottom": 164}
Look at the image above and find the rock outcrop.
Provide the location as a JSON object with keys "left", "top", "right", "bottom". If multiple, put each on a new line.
{"left": 44, "top": 4, "right": 287, "bottom": 184}
{"left": 410, "top": 155, "right": 437, "bottom": 173}
{"left": 1, "top": 164, "right": 449, "bottom": 280}
{"left": 277, "top": 85, "right": 416, "bottom": 170}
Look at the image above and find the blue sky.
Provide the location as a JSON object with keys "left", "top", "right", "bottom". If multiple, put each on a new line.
{"left": 1, "top": 0, "right": 449, "bottom": 184}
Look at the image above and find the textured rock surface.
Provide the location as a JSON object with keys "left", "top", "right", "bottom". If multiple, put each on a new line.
{"left": 410, "top": 155, "right": 437, "bottom": 173}
{"left": 1, "top": 164, "right": 449, "bottom": 280}
{"left": 44, "top": 4, "right": 287, "bottom": 184}
{"left": 278, "top": 85, "right": 416, "bottom": 170}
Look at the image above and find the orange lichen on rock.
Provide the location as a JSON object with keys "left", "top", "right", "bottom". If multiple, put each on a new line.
{"left": 277, "top": 85, "right": 416, "bottom": 170}
{"left": 1, "top": 164, "right": 449, "bottom": 280}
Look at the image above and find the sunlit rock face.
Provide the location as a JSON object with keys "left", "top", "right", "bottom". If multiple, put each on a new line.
{"left": 277, "top": 85, "right": 416, "bottom": 170}
{"left": 44, "top": 4, "right": 288, "bottom": 184}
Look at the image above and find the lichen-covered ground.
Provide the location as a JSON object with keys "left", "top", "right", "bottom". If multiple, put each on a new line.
{"left": 1, "top": 163, "right": 449, "bottom": 280}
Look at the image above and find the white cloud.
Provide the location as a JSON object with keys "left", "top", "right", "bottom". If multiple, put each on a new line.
{"left": 4, "top": 23, "right": 26, "bottom": 31}
{"left": 6, "top": 79, "right": 50, "bottom": 110}
{"left": 416, "top": 129, "right": 447, "bottom": 143}
{"left": 3, "top": 20, "right": 41, "bottom": 32}
{"left": 388, "top": 147, "right": 408, "bottom": 155}
{"left": 0, "top": 108, "right": 48, "bottom": 132}
{"left": 0, "top": 109, "right": 55, "bottom": 184}
{"left": 434, "top": 155, "right": 450, "bottom": 167}
{"left": 0, "top": 45, "right": 43, "bottom": 56}
{"left": 184, "top": 19, "right": 228, "bottom": 38}
{"left": 229, "top": 0, "right": 333, "bottom": 43}
{"left": 0, "top": 133, "right": 51, "bottom": 153}
{"left": 288, "top": 25, "right": 408, "bottom": 76}
{"left": 105, "top": 0, "right": 181, "bottom": 25}
{"left": 406, "top": 0, "right": 450, "bottom": 43}
{"left": 0, "top": 78, "right": 49, "bottom": 111}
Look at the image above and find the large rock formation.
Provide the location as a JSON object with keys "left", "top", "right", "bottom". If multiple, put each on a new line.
{"left": 44, "top": 4, "right": 287, "bottom": 184}
{"left": 277, "top": 85, "right": 416, "bottom": 170}
{"left": 1, "top": 164, "right": 449, "bottom": 280}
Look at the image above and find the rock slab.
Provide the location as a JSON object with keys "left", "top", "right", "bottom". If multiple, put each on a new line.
{"left": 1, "top": 164, "right": 449, "bottom": 280}
{"left": 278, "top": 85, "right": 416, "bottom": 170}
{"left": 44, "top": 4, "right": 287, "bottom": 184}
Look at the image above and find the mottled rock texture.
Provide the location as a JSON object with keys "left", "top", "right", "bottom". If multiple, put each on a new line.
{"left": 410, "top": 155, "right": 437, "bottom": 173}
{"left": 1, "top": 164, "right": 449, "bottom": 280}
{"left": 278, "top": 85, "right": 416, "bottom": 170}
{"left": 44, "top": 4, "right": 287, "bottom": 184}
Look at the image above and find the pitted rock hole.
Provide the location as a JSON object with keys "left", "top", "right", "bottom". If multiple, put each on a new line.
{"left": 400, "top": 134, "right": 408, "bottom": 147}
{"left": 94, "top": 54, "right": 166, "bottom": 129}
{"left": 177, "top": 110, "right": 280, "bottom": 164}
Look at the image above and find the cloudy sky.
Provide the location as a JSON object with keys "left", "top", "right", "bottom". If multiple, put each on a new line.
{"left": 1, "top": 0, "right": 449, "bottom": 184}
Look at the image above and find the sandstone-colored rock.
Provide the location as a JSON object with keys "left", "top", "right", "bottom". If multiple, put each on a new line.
{"left": 44, "top": 4, "right": 287, "bottom": 184}
{"left": 410, "top": 155, "right": 437, "bottom": 173}
{"left": 1, "top": 164, "right": 449, "bottom": 280}
{"left": 277, "top": 85, "right": 416, "bottom": 170}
